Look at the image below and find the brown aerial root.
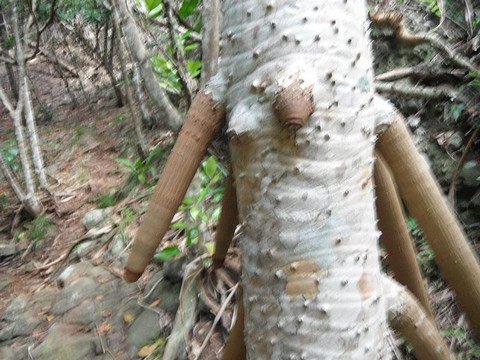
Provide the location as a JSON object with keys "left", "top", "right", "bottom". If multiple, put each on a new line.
{"left": 272, "top": 81, "right": 314, "bottom": 131}
{"left": 369, "top": 11, "right": 424, "bottom": 46}
{"left": 124, "top": 90, "right": 225, "bottom": 282}
{"left": 221, "top": 285, "right": 246, "bottom": 360}
{"left": 377, "top": 114, "right": 480, "bottom": 337}
{"left": 374, "top": 151, "right": 434, "bottom": 319}
{"left": 213, "top": 171, "right": 239, "bottom": 269}
{"left": 383, "top": 276, "right": 454, "bottom": 360}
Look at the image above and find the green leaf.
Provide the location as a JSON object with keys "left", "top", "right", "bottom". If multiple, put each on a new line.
{"left": 204, "top": 241, "right": 215, "bottom": 255}
{"left": 145, "top": 0, "right": 162, "bottom": 12}
{"left": 171, "top": 221, "right": 189, "bottom": 230}
{"left": 187, "top": 60, "right": 202, "bottom": 78}
{"left": 202, "top": 156, "right": 218, "bottom": 179}
{"left": 186, "top": 228, "right": 199, "bottom": 245}
{"left": 179, "top": 0, "right": 199, "bottom": 18}
{"left": 116, "top": 158, "right": 135, "bottom": 172}
{"left": 153, "top": 246, "right": 181, "bottom": 262}
{"left": 148, "top": 3, "right": 163, "bottom": 18}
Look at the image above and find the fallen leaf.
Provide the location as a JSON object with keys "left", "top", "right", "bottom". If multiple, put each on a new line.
{"left": 123, "top": 311, "right": 135, "bottom": 324}
{"left": 138, "top": 338, "right": 164, "bottom": 358}
{"left": 46, "top": 314, "right": 55, "bottom": 322}
{"left": 149, "top": 299, "right": 161, "bottom": 308}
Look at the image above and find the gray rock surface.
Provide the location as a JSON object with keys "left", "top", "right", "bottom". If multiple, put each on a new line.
{"left": 82, "top": 208, "right": 113, "bottom": 230}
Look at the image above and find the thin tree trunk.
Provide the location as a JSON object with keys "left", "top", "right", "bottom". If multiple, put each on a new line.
{"left": 113, "top": 16, "right": 148, "bottom": 157}
{"left": 105, "top": 23, "right": 124, "bottom": 107}
{"left": 377, "top": 115, "right": 480, "bottom": 337}
{"left": 23, "top": 76, "right": 49, "bottom": 189}
{"left": 112, "top": 0, "right": 182, "bottom": 131}
{"left": 201, "top": 0, "right": 221, "bottom": 84}
{"left": 0, "top": 152, "right": 26, "bottom": 202}
{"left": 132, "top": 64, "right": 153, "bottom": 128}
{"left": 374, "top": 151, "right": 433, "bottom": 318}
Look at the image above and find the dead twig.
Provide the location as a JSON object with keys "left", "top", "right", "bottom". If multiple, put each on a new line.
{"left": 194, "top": 282, "right": 239, "bottom": 360}
{"left": 369, "top": 11, "right": 478, "bottom": 72}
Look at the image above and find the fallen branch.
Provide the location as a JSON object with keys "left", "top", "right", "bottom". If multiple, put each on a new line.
{"left": 370, "top": 11, "right": 478, "bottom": 72}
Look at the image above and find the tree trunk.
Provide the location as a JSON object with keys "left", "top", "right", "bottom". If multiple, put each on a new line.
{"left": 201, "top": 0, "right": 221, "bottom": 85}
{"left": 112, "top": 0, "right": 182, "bottom": 131}
{"left": 23, "top": 76, "right": 49, "bottom": 190}
{"left": 113, "top": 18, "right": 148, "bottom": 157}
{"left": 124, "top": 0, "right": 464, "bottom": 358}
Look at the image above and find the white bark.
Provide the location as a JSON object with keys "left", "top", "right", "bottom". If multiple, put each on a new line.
{"left": 207, "top": 0, "right": 390, "bottom": 358}
{"left": 201, "top": 0, "right": 221, "bottom": 83}
{"left": 112, "top": 0, "right": 182, "bottom": 131}
{"left": 23, "top": 76, "right": 49, "bottom": 189}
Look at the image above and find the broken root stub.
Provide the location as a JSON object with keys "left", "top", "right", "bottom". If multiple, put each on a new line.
{"left": 123, "top": 268, "right": 142, "bottom": 283}
{"left": 273, "top": 82, "right": 314, "bottom": 131}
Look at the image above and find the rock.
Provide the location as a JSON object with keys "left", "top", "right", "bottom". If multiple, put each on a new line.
{"left": 52, "top": 277, "right": 98, "bottom": 315}
{"left": 144, "top": 272, "right": 181, "bottom": 314}
{"left": 64, "top": 300, "right": 96, "bottom": 325}
{"left": 448, "top": 132, "right": 463, "bottom": 150}
{"left": 2, "top": 295, "right": 30, "bottom": 321}
{"left": 82, "top": 208, "right": 113, "bottom": 230}
{"left": 126, "top": 309, "right": 163, "bottom": 350}
{"left": 0, "top": 273, "right": 12, "bottom": 293}
{"left": 109, "top": 234, "right": 126, "bottom": 257}
{"left": 31, "top": 323, "right": 95, "bottom": 360}
{"left": 0, "top": 243, "right": 17, "bottom": 257}
{"left": 57, "top": 261, "right": 94, "bottom": 287}
{"left": 461, "top": 161, "right": 480, "bottom": 187}
{"left": 73, "top": 240, "right": 97, "bottom": 258}
{"left": 407, "top": 115, "right": 421, "bottom": 130}
{"left": 0, "top": 311, "right": 42, "bottom": 341}
{"left": 0, "top": 347, "right": 15, "bottom": 360}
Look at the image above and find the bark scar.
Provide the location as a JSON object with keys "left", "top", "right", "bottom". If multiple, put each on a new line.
{"left": 282, "top": 260, "right": 323, "bottom": 298}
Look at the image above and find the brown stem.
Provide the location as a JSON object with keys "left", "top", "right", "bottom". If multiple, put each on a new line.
{"left": 377, "top": 114, "right": 480, "bottom": 337}
{"left": 124, "top": 91, "right": 225, "bottom": 282}
{"left": 213, "top": 171, "right": 239, "bottom": 269}
{"left": 383, "top": 276, "right": 454, "bottom": 360}
{"left": 374, "top": 151, "right": 434, "bottom": 319}
{"left": 222, "top": 285, "right": 246, "bottom": 360}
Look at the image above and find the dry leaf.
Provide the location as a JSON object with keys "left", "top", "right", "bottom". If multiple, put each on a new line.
{"left": 46, "top": 314, "right": 55, "bottom": 322}
{"left": 123, "top": 311, "right": 135, "bottom": 324}
{"left": 99, "top": 321, "right": 111, "bottom": 334}
{"left": 138, "top": 344, "right": 157, "bottom": 357}
{"left": 149, "top": 299, "right": 161, "bottom": 308}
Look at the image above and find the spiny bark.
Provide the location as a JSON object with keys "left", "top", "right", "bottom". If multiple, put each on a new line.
{"left": 374, "top": 151, "right": 433, "bottom": 318}
{"left": 377, "top": 115, "right": 480, "bottom": 337}
{"left": 124, "top": 91, "right": 225, "bottom": 281}
{"left": 211, "top": 0, "right": 388, "bottom": 357}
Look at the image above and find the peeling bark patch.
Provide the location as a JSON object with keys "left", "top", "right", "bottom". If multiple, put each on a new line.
{"left": 282, "top": 260, "right": 322, "bottom": 298}
{"left": 357, "top": 272, "right": 376, "bottom": 300}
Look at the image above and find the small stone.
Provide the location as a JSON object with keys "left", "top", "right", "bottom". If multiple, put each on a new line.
{"left": 461, "top": 161, "right": 480, "bottom": 187}
{"left": 0, "top": 243, "right": 17, "bottom": 257}
{"left": 31, "top": 323, "right": 95, "bottom": 360}
{"left": 82, "top": 208, "right": 113, "bottom": 230}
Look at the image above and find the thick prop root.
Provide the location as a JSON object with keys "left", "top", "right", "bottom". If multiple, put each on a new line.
{"left": 124, "top": 91, "right": 225, "bottom": 281}
{"left": 374, "top": 151, "right": 433, "bottom": 318}
{"left": 378, "top": 115, "right": 480, "bottom": 337}
{"left": 221, "top": 286, "right": 246, "bottom": 360}
{"left": 213, "top": 171, "right": 239, "bottom": 269}
{"left": 383, "top": 276, "right": 454, "bottom": 360}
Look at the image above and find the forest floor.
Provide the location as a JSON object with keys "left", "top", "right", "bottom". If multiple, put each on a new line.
{"left": 0, "top": 59, "right": 479, "bottom": 359}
